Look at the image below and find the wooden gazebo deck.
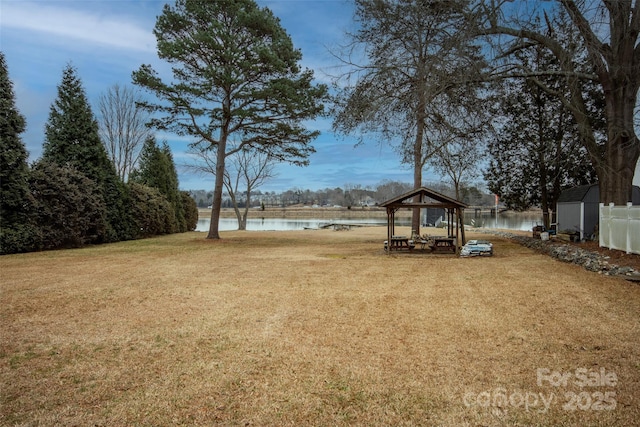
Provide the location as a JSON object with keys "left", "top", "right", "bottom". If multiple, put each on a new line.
{"left": 379, "top": 187, "right": 468, "bottom": 254}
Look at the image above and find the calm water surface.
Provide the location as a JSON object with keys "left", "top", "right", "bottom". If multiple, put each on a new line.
{"left": 196, "top": 211, "right": 543, "bottom": 232}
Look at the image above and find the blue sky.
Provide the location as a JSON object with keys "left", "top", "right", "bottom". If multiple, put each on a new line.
{"left": 1, "top": 0, "right": 433, "bottom": 192}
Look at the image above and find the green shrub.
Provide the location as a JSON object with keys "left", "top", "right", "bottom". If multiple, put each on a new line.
{"left": 127, "top": 182, "right": 176, "bottom": 238}
{"left": 181, "top": 191, "right": 199, "bottom": 231}
{"left": 0, "top": 224, "right": 43, "bottom": 254}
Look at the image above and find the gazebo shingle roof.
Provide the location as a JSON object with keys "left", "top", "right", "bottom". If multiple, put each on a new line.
{"left": 379, "top": 187, "right": 468, "bottom": 209}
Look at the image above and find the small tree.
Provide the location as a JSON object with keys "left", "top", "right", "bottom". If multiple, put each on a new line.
{"left": 188, "top": 144, "right": 276, "bottom": 230}
{"left": 431, "top": 139, "right": 482, "bottom": 202}
{"left": 181, "top": 191, "right": 199, "bottom": 231}
{"left": 133, "top": 0, "right": 328, "bottom": 239}
{"left": 98, "top": 84, "right": 152, "bottom": 181}
{"left": 131, "top": 137, "right": 185, "bottom": 232}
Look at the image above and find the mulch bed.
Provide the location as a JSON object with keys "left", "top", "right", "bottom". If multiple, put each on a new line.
{"left": 565, "top": 239, "right": 640, "bottom": 272}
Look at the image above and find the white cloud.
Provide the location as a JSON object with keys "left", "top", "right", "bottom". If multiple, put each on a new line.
{"left": 1, "top": 1, "right": 156, "bottom": 53}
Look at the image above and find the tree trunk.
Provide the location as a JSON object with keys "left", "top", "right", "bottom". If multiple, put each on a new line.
{"left": 233, "top": 204, "right": 245, "bottom": 230}
{"left": 539, "top": 160, "right": 550, "bottom": 229}
{"left": 412, "top": 155, "right": 422, "bottom": 236}
{"left": 239, "top": 211, "right": 247, "bottom": 230}
{"left": 207, "top": 139, "right": 227, "bottom": 239}
{"left": 599, "top": 75, "right": 640, "bottom": 204}
{"left": 536, "top": 92, "right": 550, "bottom": 230}
{"left": 600, "top": 133, "right": 639, "bottom": 205}
{"left": 240, "top": 194, "right": 251, "bottom": 231}
{"left": 226, "top": 191, "right": 243, "bottom": 230}
{"left": 412, "top": 93, "right": 426, "bottom": 236}
{"left": 241, "top": 213, "right": 248, "bottom": 230}
{"left": 457, "top": 208, "right": 466, "bottom": 245}
{"left": 571, "top": 84, "right": 639, "bottom": 205}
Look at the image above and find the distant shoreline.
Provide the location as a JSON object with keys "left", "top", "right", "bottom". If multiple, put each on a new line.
{"left": 199, "top": 207, "right": 543, "bottom": 219}
{"left": 198, "top": 206, "right": 411, "bottom": 219}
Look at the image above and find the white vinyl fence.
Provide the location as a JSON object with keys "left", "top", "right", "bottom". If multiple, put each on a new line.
{"left": 599, "top": 203, "right": 640, "bottom": 255}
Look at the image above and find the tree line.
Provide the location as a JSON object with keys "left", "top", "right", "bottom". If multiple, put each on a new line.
{"left": 189, "top": 180, "right": 493, "bottom": 210}
{"left": 0, "top": 55, "right": 198, "bottom": 255}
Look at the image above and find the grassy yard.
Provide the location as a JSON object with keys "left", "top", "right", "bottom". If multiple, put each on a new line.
{"left": 1, "top": 227, "right": 639, "bottom": 426}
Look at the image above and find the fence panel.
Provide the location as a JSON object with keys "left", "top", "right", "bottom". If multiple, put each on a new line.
{"left": 599, "top": 204, "right": 611, "bottom": 248}
{"left": 629, "top": 207, "right": 640, "bottom": 255}
{"left": 599, "top": 203, "right": 640, "bottom": 255}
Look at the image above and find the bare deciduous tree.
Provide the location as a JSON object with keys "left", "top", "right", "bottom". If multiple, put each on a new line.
{"left": 187, "top": 144, "right": 276, "bottom": 230}
{"left": 98, "top": 84, "right": 152, "bottom": 181}
{"left": 475, "top": 0, "right": 639, "bottom": 204}
{"left": 332, "top": 0, "right": 487, "bottom": 234}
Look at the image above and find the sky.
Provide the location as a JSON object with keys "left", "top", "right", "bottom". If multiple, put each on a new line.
{"left": 0, "top": 0, "right": 439, "bottom": 192}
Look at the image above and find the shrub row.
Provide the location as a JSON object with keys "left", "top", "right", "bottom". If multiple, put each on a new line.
{"left": 0, "top": 162, "right": 198, "bottom": 254}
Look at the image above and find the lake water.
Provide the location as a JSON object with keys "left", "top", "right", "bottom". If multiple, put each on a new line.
{"left": 465, "top": 211, "right": 544, "bottom": 231}
{"left": 196, "top": 211, "right": 544, "bottom": 232}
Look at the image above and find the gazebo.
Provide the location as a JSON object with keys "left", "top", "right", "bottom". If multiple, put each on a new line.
{"left": 379, "top": 187, "right": 468, "bottom": 253}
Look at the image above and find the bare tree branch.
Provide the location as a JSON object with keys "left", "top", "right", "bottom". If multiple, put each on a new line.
{"left": 98, "top": 84, "right": 152, "bottom": 181}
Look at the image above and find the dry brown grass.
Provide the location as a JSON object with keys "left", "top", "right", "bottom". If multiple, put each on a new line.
{"left": 1, "top": 227, "right": 639, "bottom": 426}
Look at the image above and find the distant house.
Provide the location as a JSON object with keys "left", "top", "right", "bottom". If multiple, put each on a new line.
{"left": 556, "top": 184, "right": 640, "bottom": 240}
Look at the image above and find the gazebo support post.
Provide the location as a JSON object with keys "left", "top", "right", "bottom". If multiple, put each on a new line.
{"left": 458, "top": 208, "right": 466, "bottom": 246}
{"left": 455, "top": 208, "right": 460, "bottom": 253}
{"left": 386, "top": 207, "right": 396, "bottom": 254}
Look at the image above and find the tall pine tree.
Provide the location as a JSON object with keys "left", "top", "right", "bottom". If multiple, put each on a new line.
{"left": 0, "top": 53, "right": 38, "bottom": 254}
{"left": 133, "top": 0, "right": 327, "bottom": 239}
{"left": 42, "top": 64, "right": 133, "bottom": 242}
